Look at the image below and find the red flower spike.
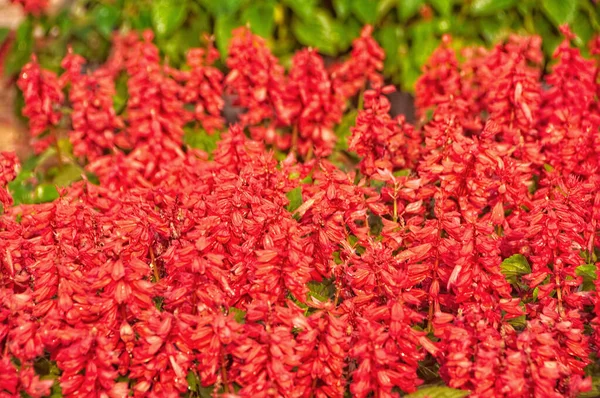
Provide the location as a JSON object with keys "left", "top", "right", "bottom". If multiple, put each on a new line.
{"left": 0, "top": 152, "right": 19, "bottom": 207}
{"left": 330, "top": 25, "right": 385, "bottom": 100}
{"left": 225, "top": 27, "right": 287, "bottom": 129}
{"left": 177, "top": 39, "right": 225, "bottom": 133}
{"left": 287, "top": 48, "right": 345, "bottom": 157}
{"left": 61, "top": 49, "right": 124, "bottom": 161}
{"left": 17, "top": 55, "right": 64, "bottom": 153}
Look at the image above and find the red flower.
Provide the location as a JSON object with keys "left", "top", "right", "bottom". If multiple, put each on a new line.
{"left": 0, "top": 152, "right": 19, "bottom": 207}
{"left": 10, "top": 0, "right": 47, "bottom": 16}
{"left": 330, "top": 25, "right": 385, "bottom": 99}
{"left": 176, "top": 39, "right": 225, "bottom": 133}
{"left": 61, "top": 49, "right": 123, "bottom": 161}
{"left": 17, "top": 55, "right": 64, "bottom": 153}
{"left": 225, "top": 27, "right": 287, "bottom": 128}
{"left": 287, "top": 48, "right": 345, "bottom": 157}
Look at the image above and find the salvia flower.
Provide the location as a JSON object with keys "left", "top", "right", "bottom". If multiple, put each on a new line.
{"left": 17, "top": 55, "right": 64, "bottom": 153}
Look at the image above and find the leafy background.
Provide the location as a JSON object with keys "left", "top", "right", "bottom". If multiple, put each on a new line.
{"left": 1, "top": 0, "right": 598, "bottom": 94}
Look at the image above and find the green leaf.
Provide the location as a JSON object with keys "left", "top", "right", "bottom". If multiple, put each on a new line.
{"left": 333, "top": 0, "right": 352, "bottom": 19}
{"left": 151, "top": 0, "right": 188, "bottom": 38}
{"left": 0, "top": 28, "right": 9, "bottom": 46}
{"left": 242, "top": 2, "right": 276, "bottom": 38}
{"left": 8, "top": 169, "right": 36, "bottom": 205}
{"left": 229, "top": 307, "right": 246, "bottom": 324}
{"left": 53, "top": 163, "right": 84, "bottom": 187}
{"left": 186, "top": 371, "right": 199, "bottom": 392}
{"left": 572, "top": 10, "right": 594, "bottom": 50}
{"left": 352, "top": 0, "right": 379, "bottom": 24}
{"left": 336, "top": 17, "right": 362, "bottom": 52}
{"left": 201, "top": 0, "right": 245, "bottom": 16}
{"left": 184, "top": 127, "right": 221, "bottom": 157}
{"left": 4, "top": 17, "right": 33, "bottom": 77}
{"left": 471, "top": 0, "right": 517, "bottom": 16}
{"left": 429, "top": 0, "right": 452, "bottom": 16}
{"left": 478, "top": 17, "right": 509, "bottom": 44}
{"left": 200, "top": 385, "right": 216, "bottom": 398}
{"left": 34, "top": 183, "right": 59, "bottom": 204}
{"left": 576, "top": 264, "right": 597, "bottom": 282}
{"left": 541, "top": 0, "right": 577, "bottom": 27}
{"left": 507, "top": 314, "right": 526, "bottom": 329}
{"left": 113, "top": 73, "right": 128, "bottom": 114}
{"left": 405, "top": 385, "right": 470, "bottom": 398}
{"left": 292, "top": 9, "right": 341, "bottom": 55}
{"left": 153, "top": 296, "right": 165, "bottom": 311}
{"left": 129, "top": 8, "right": 153, "bottom": 30}
{"left": 307, "top": 279, "right": 336, "bottom": 302}
{"left": 376, "top": 25, "right": 403, "bottom": 75}
{"left": 399, "top": 51, "right": 420, "bottom": 92}
{"left": 159, "top": 27, "right": 202, "bottom": 66}
{"left": 286, "top": 187, "right": 303, "bottom": 212}
{"left": 335, "top": 109, "right": 358, "bottom": 151}
{"left": 283, "top": 0, "right": 317, "bottom": 20}
{"left": 410, "top": 20, "right": 438, "bottom": 70}
{"left": 215, "top": 14, "right": 240, "bottom": 60}
{"left": 394, "top": 169, "right": 411, "bottom": 177}
{"left": 575, "top": 264, "right": 598, "bottom": 292}
{"left": 377, "top": 0, "right": 396, "bottom": 19}
{"left": 533, "top": 13, "right": 561, "bottom": 56}
{"left": 398, "top": 0, "right": 424, "bottom": 21}
{"left": 500, "top": 254, "right": 532, "bottom": 284}
{"left": 94, "top": 3, "right": 121, "bottom": 39}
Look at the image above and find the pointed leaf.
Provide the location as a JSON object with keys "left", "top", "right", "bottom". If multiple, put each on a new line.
{"left": 333, "top": 0, "right": 352, "bottom": 19}
{"left": 430, "top": 0, "right": 452, "bottom": 16}
{"left": 34, "top": 184, "right": 59, "bottom": 204}
{"left": 230, "top": 307, "right": 246, "bottom": 324}
{"left": 398, "top": 0, "right": 423, "bottom": 21}
{"left": 283, "top": 0, "right": 317, "bottom": 19}
{"left": 541, "top": 0, "right": 577, "bottom": 27}
{"left": 215, "top": 14, "right": 240, "bottom": 60}
{"left": 184, "top": 127, "right": 221, "bottom": 157}
{"left": 242, "top": 2, "right": 276, "bottom": 38}
{"left": 576, "top": 264, "right": 597, "bottom": 282}
{"left": 471, "top": 0, "right": 517, "bottom": 16}
{"left": 500, "top": 254, "right": 531, "bottom": 284}
{"left": 405, "top": 385, "right": 470, "bottom": 398}
{"left": 151, "top": 0, "right": 188, "bottom": 38}
{"left": 352, "top": 0, "right": 379, "bottom": 24}
{"left": 292, "top": 9, "right": 340, "bottom": 55}
{"left": 94, "top": 3, "right": 121, "bottom": 39}
{"left": 286, "top": 187, "right": 303, "bottom": 213}
{"left": 307, "top": 279, "right": 336, "bottom": 302}
{"left": 52, "top": 163, "right": 84, "bottom": 187}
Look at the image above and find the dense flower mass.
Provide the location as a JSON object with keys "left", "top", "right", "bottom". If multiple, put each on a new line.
{"left": 3, "top": 24, "right": 600, "bottom": 397}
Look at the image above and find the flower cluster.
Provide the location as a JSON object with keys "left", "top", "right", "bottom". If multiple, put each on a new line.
{"left": 4, "top": 24, "right": 600, "bottom": 397}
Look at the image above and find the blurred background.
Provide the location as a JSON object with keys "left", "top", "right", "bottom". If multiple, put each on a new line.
{"left": 0, "top": 0, "right": 598, "bottom": 153}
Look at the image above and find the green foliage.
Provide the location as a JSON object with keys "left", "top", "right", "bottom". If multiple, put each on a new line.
{"left": 405, "top": 385, "right": 470, "bottom": 398}
{"left": 576, "top": 263, "right": 597, "bottom": 291}
{"left": 183, "top": 127, "right": 221, "bottom": 157}
{"left": 151, "top": 0, "right": 188, "bottom": 38}
{"left": 307, "top": 279, "right": 336, "bottom": 302}
{"left": 500, "top": 254, "right": 532, "bottom": 285}
{"left": 4, "top": 17, "right": 34, "bottom": 76}
{"left": 541, "top": 0, "right": 578, "bottom": 27}
{"left": 286, "top": 187, "right": 303, "bottom": 213}
{"left": 3, "top": 0, "right": 593, "bottom": 92}
{"left": 229, "top": 307, "right": 247, "bottom": 323}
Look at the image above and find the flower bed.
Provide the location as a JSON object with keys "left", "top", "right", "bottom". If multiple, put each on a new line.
{"left": 0, "top": 23, "right": 600, "bottom": 397}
